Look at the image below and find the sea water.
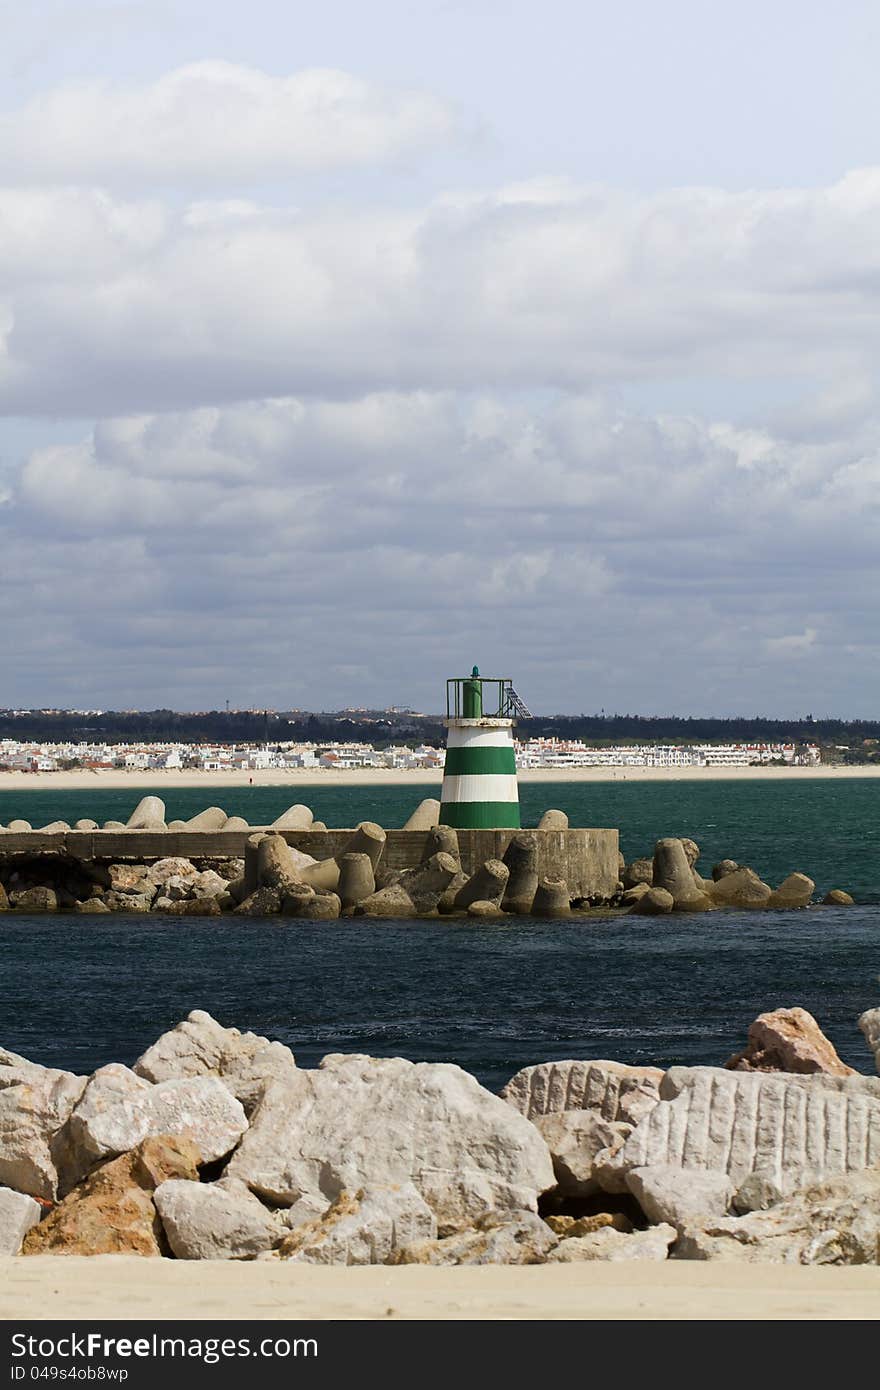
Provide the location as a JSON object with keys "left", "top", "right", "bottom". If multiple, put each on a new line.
{"left": 1, "top": 778, "right": 878, "bottom": 1083}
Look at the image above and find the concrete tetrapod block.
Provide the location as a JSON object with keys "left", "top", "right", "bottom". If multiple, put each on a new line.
{"left": 537, "top": 810, "right": 569, "bottom": 830}
{"left": 73, "top": 819, "right": 99, "bottom": 831}
{"left": 337, "top": 852, "right": 376, "bottom": 910}
{"left": 502, "top": 833, "right": 539, "bottom": 914}
{"left": 257, "top": 833, "right": 315, "bottom": 891}
{"left": 244, "top": 833, "right": 270, "bottom": 894}
{"left": 652, "top": 838, "right": 711, "bottom": 910}
{"left": 126, "top": 796, "right": 167, "bottom": 830}
{"left": 453, "top": 859, "right": 509, "bottom": 911}
{"left": 532, "top": 876, "right": 570, "bottom": 917}
{"left": 184, "top": 807, "right": 228, "bottom": 831}
{"left": 301, "top": 823, "right": 386, "bottom": 893}
{"left": 6, "top": 820, "right": 32, "bottom": 832}
{"left": 271, "top": 805, "right": 314, "bottom": 830}
{"left": 223, "top": 816, "right": 250, "bottom": 831}
{"left": 420, "top": 824, "right": 460, "bottom": 865}
{"left": 402, "top": 799, "right": 441, "bottom": 831}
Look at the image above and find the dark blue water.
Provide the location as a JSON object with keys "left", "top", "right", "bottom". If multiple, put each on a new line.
{"left": 2, "top": 776, "right": 879, "bottom": 898}
{"left": 2, "top": 911, "right": 877, "bottom": 1089}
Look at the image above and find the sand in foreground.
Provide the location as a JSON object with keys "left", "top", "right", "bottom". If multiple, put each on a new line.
{"left": 2, "top": 1258, "right": 879, "bottom": 1321}
{"left": 0, "top": 765, "right": 876, "bottom": 792}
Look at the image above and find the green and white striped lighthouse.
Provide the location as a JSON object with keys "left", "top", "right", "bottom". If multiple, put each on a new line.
{"left": 439, "top": 667, "right": 523, "bottom": 829}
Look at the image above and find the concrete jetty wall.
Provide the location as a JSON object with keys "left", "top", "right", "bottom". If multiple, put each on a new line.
{"left": 0, "top": 827, "right": 620, "bottom": 901}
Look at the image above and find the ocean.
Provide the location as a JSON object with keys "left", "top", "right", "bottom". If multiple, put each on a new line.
{"left": 1, "top": 778, "right": 878, "bottom": 1086}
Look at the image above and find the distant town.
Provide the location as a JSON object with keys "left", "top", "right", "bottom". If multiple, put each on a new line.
{"left": 0, "top": 734, "right": 821, "bottom": 774}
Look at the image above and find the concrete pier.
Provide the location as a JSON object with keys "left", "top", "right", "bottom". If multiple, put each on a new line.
{"left": 0, "top": 826, "right": 619, "bottom": 902}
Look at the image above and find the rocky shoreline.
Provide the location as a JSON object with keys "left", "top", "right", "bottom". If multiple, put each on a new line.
{"left": 1, "top": 1005, "right": 879, "bottom": 1264}
{"left": 0, "top": 796, "right": 856, "bottom": 918}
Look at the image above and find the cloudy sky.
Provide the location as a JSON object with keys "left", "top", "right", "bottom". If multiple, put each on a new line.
{"left": 2, "top": 1, "right": 879, "bottom": 716}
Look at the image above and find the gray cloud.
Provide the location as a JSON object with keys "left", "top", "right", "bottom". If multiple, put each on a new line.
{"left": 3, "top": 387, "right": 879, "bottom": 714}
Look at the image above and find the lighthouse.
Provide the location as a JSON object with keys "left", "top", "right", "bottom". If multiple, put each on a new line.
{"left": 439, "top": 667, "right": 524, "bottom": 829}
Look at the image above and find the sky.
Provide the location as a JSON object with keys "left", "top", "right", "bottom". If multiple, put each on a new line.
{"left": 1, "top": 1, "right": 879, "bottom": 716}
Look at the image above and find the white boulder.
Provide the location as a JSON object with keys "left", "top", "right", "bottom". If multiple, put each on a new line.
{"left": 134, "top": 1010, "right": 297, "bottom": 1113}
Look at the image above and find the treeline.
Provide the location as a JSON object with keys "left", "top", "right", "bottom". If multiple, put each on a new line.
{"left": 1, "top": 708, "right": 878, "bottom": 748}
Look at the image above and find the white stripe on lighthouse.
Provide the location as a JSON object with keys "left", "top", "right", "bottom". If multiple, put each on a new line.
{"left": 440, "top": 774, "right": 520, "bottom": 804}
{"left": 445, "top": 727, "right": 513, "bottom": 750}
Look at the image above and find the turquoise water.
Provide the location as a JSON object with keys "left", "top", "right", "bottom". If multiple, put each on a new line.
{"left": 1, "top": 777, "right": 878, "bottom": 900}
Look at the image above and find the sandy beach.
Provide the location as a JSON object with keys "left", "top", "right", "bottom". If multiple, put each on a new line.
{"left": 0, "top": 765, "right": 875, "bottom": 792}
{"left": 1, "top": 1257, "right": 878, "bottom": 1321}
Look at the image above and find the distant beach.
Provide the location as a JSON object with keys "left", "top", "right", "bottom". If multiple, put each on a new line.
{"left": 0, "top": 764, "right": 875, "bottom": 791}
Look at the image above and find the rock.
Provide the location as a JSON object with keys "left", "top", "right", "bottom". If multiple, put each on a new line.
{"left": 0, "top": 883, "right": 7, "bottom": 911}
{"left": 823, "top": 889, "right": 854, "bottom": 905}
{"left": 626, "top": 1165, "right": 734, "bottom": 1227}
{"left": 532, "top": 876, "right": 571, "bottom": 916}
{"left": 732, "top": 1173, "right": 783, "bottom": 1214}
{"left": 223, "top": 816, "right": 250, "bottom": 831}
{"left": 725, "top": 1007, "right": 854, "bottom": 1076}
{"left": 500, "top": 1058, "right": 664, "bottom": 1126}
{"left": 108, "top": 863, "right": 150, "bottom": 894}
{"left": 22, "top": 1135, "right": 200, "bottom": 1257}
{"left": 401, "top": 799, "right": 441, "bottom": 831}
{"left": 537, "top": 810, "right": 568, "bottom": 830}
{"left": 0, "top": 1050, "right": 86, "bottom": 1199}
{"left": 226, "top": 1053, "right": 555, "bottom": 1234}
{"left": 453, "top": 859, "right": 509, "bottom": 911}
{"left": 104, "top": 891, "right": 152, "bottom": 913}
{"left": 712, "top": 860, "right": 739, "bottom": 881}
{"left": 596, "top": 1066, "right": 880, "bottom": 1195}
{"left": 55, "top": 1064, "right": 153, "bottom": 1193}
{"left": 75, "top": 898, "right": 110, "bottom": 913}
{"left": 545, "top": 1212, "right": 632, "bottom": 1236}
{"left": 292, "top": 893, "right": 341, "bottom": 920}
{"left": 621, "top": 884, "right": 651, "bottom": 906}
{"left": 183, "top": 807, "right": 228, "bottom": 830}
{"left": 337, "top": 853, "right": 375, "bottom": 909}
{"left": 533, "top": 1111, "right": 633, "bottom": 1197}
{"left": 38, "top": 821, "right": 70, "bottom": 833}
{"left": 154, "top": 1178, "right": 280, "bottom": 1259}
{"left": 859, "top": 1007, "right": 880, "bottom": 1075}
{"left": 710, "top": 867, "right": 772, "bottom": 907}
{"left": 234, "top": 887, "right": 282, "bottom": 916}
{"left": 622, "top": 858, "right": 653, "bottom": 890}
{"left": 675, "top": 1169, "right": 880, "bottom": 1264}
{"left": 163, "top": 897, "right": 223, "bottom": 916}
{"left": 630, "top": 887, "right": 674, "bottom": 915}
{"left": 0, "top": 1187, "right": 42, "bottom": 1254}
{"left": 766, "top": 872, "right": 815, "bottom": 909}
{"left": 278, "top": 1183, "right": 436, "bottom": 1265}
{"left": 652, "top": 839, "right": 709, "bottom": 910}
{"left": 102, "top": 820, "right": 126, "bottom": 830}
{"left": 12, "top": 886, "right": 58, "bottom": 912}
{"left": 126, "top": 796, "right": 166, "bottom": 830}
{"left": 467, "top": 900, "right": 503, "bottom": 918}
{"left": 147, "top": 858, "right": 197, "bottom": 889}
{"left": 279, "top": 883, "right": 316, "bottom": 914}
{"left": 271, "top": 805, "right": 314, "bottom": 830}
{"left": 76, "top": 1076, "right": 247, "bottom": 1165}
{"left": 680, "top": 839, "right": 700, "bottom": 868}
{"left": 134, "top": 1009, "right": 297, "bottom": 1114}
{"left": 189, "top": 870, "right": 228, "bottom": 899}
{"left": 501, "top": 833, "right": 538, "bottom": 914}
{"left": 73, "top": 819, "right": 99, "bottom": 831}
{"left": 547, "top": 1223, "right": 675, "bottom": 1262}
{"left": 392, "top": 1209, "right": 556, "bottom": 1265}
{"left": 7, "top": 820, "right": 32, "bottom": 832}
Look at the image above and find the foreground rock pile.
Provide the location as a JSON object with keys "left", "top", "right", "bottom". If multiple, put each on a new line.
{"left": 1, "top": 1004, "right": 879, "bottom": 1264}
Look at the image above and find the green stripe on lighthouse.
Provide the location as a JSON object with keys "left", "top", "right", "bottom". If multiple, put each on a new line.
{"left": 443, "top": 746, "right": 517, "bottom": 777}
